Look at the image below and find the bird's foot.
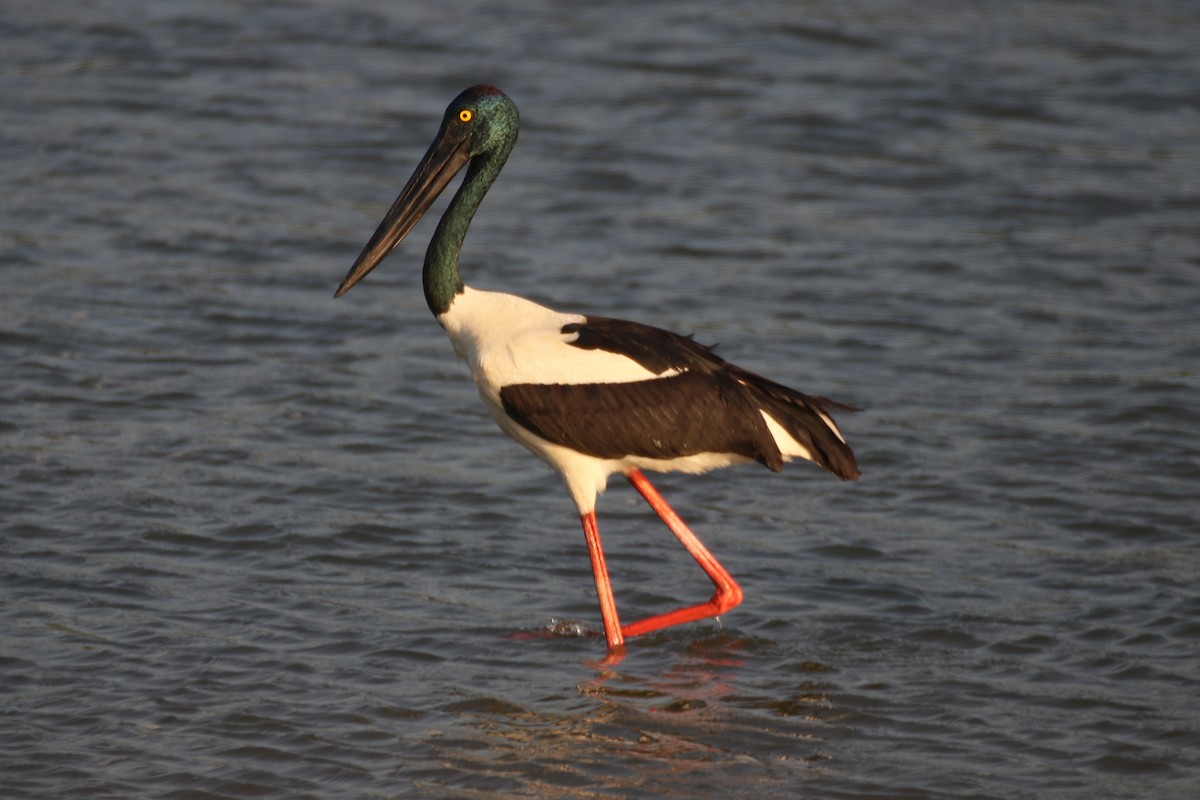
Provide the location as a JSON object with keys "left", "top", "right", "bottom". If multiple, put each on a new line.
{"left": 619, "top": 583, "right": 744, "bottom": 639}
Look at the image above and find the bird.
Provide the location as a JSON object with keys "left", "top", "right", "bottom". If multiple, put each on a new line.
{"left": 334, "top": 85, "right": 860, "bottom": 651}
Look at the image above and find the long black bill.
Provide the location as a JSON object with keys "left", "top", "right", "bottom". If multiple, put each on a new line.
{"left": 334, "top": 130, "right": 472, "bottom": 298}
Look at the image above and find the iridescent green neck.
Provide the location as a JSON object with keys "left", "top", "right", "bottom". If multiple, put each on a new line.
{"left": 423, "top": 147, "right": 510, "bottom": 317}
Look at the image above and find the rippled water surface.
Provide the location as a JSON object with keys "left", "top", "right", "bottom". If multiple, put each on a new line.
{"left": 3, "top": 1, "right": 1199, "bottom": 798}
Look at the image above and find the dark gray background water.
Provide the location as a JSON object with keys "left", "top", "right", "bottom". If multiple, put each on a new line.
{"left": 3, "top": 1, "right": 1198, "bottom": 798}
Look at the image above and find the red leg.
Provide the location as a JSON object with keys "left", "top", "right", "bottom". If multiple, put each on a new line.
{"left": 620, "top": 469, "right": 744, "bottom": 639}
{"left": 580, "top": 510, "right": 625, "bottom": 650}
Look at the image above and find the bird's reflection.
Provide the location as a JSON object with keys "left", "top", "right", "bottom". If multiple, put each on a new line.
{"left": 433, "top": 630, "right": 829, "bottom": 794}
{"left": 580, "top": 631, "right": 750, "bottom": 712}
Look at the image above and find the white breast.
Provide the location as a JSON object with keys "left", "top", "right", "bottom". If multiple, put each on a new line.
{"left": 437, "top": 287, "right": 667, "bottom": 403}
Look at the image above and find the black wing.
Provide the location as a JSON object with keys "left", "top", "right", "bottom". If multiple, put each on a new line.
{"left": 500, "top": 369, "right": 785, "bottom": 469}
{"left": 560, "top": 315, "right": 726, "bottom": 375}
{"left": 501, "top": 315, "right": 860, "bottom": 480}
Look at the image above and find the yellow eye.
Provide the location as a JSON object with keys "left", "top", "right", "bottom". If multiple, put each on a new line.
{"left": 458, "top": 109, "right": 473, "bottom": 123}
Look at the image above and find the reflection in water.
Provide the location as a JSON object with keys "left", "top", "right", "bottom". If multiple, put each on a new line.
{"left": 416, "top": 636, "right": 831, "bottom": 797}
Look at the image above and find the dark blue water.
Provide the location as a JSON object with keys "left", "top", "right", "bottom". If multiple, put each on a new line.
{"left": 3, "top": 2, "right": 1198, "bottom": 798}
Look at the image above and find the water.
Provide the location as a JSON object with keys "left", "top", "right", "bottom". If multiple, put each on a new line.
{"left": 3, "top": 1, "right": 1198, "bottom": 797}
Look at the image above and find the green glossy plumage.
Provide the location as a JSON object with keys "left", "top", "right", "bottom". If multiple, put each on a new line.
{"left": 422, "top": 88, "right": 519, "bottom": 317}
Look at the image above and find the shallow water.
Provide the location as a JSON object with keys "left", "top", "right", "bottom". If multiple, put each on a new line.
{"left": 3, "top": 1, "right": 1199, "bottom": 798}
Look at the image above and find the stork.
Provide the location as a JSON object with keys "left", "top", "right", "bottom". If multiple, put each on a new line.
{"left": 335, "top": 85, "right": 860, "bottom": 651}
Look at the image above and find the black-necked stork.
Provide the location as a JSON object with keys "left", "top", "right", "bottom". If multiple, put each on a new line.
{"left": 335, "top": 85, "right": 860, "bottom": 651}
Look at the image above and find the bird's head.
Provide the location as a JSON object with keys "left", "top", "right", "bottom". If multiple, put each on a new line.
{"left": 441, "top": 85, "right": 519, "bottom": 161}
{"left": 334, "top": 85, "right": 519, "bottom": 298}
